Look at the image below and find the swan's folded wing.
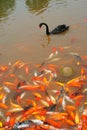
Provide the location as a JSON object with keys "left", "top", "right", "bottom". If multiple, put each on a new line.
{"left": 51, "top": 25, "right": 69, "bottom": 34}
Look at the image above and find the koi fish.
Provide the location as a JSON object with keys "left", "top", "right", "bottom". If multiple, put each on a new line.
{"left": 2, "top": 95, "right": 7, "bottom": 104}
{"left": 47, "top": 112, "right": 68, "bottom": 120}
{"left": 40, "top": 52, "right": 59, "bottom": 67}
{"left": 40, "top": 99, "right": 50, "bottom": 107}
{"left": 4, "top": 82, "right": 16, "bottom": 88}
{"left": 18, "top": 85, "right": 40, "bottom": 90}
{"left": 65, "top": 105, "right": 76, "bottom": 111}
{"left": 75, "top": 110, "right": 80, "bottom": 124}
{"left": 62, "top": 95, "right": 66, "bottom": 110}
{"left": 3, "top": 86, "right": 11, "bottom": 93}
{"left": 12, "top": 60, "right": 22, "bottom": 68}
{"left": 0, "top": 65, "right": 8, "bottom": 72}
{"left": 0, "top": 93, "right": 5, "bottom": 100}
{"left": 83, "top": 88, "right": 87, "bottom": 93}
{"left": 8, "top": 116, "right": 17, "bottom": 127}
{"left": 56, "top": 82, "right": 64, "bottom": 87}
{"left": 10, "top": 99, "right": 22, "bottom": 108}
{"left": 12, "top": 120, "right": 33, "bottom": 130}
{"left": 45, "top": 118, "right": 61, "bottom": 128}
{"left": 69, "top": 52, "right": 82, "bottom": 62}
{"left": 0, "top": 103, "right": 8, "bottom": 109}
{"left": 66, "top": 76, "right": 86, "bottom": 88}
{"left": 12, "top": 119, "right": 46, "bottom": 130}
{"left": 8, "top": 107, "right": 24, "bottom": 113}
{"left": 65, "top": 119, "right": 75, "bottom": 126}
{"left": 62, "top": 95, "right": 74, "bottom": 110}
{"left": 33, "top": 92, "right": 42, "bottom": 101}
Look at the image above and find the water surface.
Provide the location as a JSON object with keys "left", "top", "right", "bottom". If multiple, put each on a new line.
{"left": 0, "top": 0, "right": 87, "bottom": 65}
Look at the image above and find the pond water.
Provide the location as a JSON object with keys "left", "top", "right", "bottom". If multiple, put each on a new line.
{"left": 0, "top": 1, "right": 87, "bottom": 129}
{"left": 0, "top": 0, "right": 87, "bottom": 65}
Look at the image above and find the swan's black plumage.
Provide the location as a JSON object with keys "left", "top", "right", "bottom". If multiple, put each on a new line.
{"left": 39, "top": 23, "right": 69, "bottom": 35}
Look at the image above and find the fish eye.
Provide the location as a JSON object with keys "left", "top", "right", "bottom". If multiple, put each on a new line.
{"left": 19, "top": 122, "right": 22, "bottom": 125}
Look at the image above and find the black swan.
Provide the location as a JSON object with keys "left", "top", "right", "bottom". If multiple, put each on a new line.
{"left": 39, "top": 23, "right": 69, "bottom": 35}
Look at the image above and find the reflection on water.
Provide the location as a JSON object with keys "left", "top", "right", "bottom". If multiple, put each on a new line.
{"left": 0, "top": 0, "right": 15, "bottom": 21}
{"left": 26, "top": 0, "right": 68, "bottom": 15}
{"left": 26, "top": 0, "right": 50, "bottom": 15}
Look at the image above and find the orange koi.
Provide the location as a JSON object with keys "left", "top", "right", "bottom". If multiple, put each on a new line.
{"left": 73, "top": 95, "right": 84, "bottom": 100}
{"left": 82, "top": 55, "right": 87, "bottom": 59}
{"left": 45, "top": 118, "right": 61, "bottom": 128}
{"left": 25, "top": 65, "right": 30, "bottom": 74}
{"left": 75, "top": 100, "right": 81, "bottom": 106}
{"left": 35, "top": 115, "right": 45, "bottom": 121}
{"left": 5, "top": 112, "right": 12, "bottom": 116}
{"left": 66, "top": 105, "right": 76, "bottom": 111}
{"left": 52, "top": 47, "right": 57, "bottom": 53}
{"left": 0, "top": 128, "right": 5, "bottom": 130}
{"left": 0, "top": 103, "right": 8, "bottom": 109}
{"left": 68, "top": 111, "right": 75, "bottom": 120}
{"left": 48, "top": 112, "right": 68, "bottom": 120}
{"left": 80, "top": 67, "right": 85, "bottom": 75}
{"left": 7, "top": 73, "right": 16, "bottom": 78}
{"left": 43, "top": 77, "right": 49, "bottom": 86}
{"left": 58, "top": 46, "right": 64, "bottom": 52}
{"left": 12, "top": 60, "right": 21, "bottom": 68}
{"left": 22, "top": 106, "right": 42, "bottom": 118}
{"left": 47, "top": 64, "right": 58, "bottom": 68}
{"left": 4, "top": 82, "right": 16, "bottom": 87}
{"left": 0, "top": 65, "right": 8, "bottom": 71}
{"left": 0, "top": 93, "right": 5, "bottom": 100}
{"left": 39, "top": 109, "right": 47, "bottom": 116}
{"left": 38, "top": 124, "right": 51, "bottom": 130}
{"left": 18, "top": 62, "right": 26, "bottom": 69}
{"left": 32, "top": 76, "right": 44, "bottom": 81}
{"left": 27, "top": 99, "right": 37, "bottom": 107}
{"left": 33, "top": 92, "right": 42, "bottom": 101}
{"left": 74, "top": 95, "right": 84, "bottom": 106}
{"left": 9, "top": 116, "right": 16, "bottom": 127}
{"left": 66, "top": 119, "right": 75, "bottom": 126}
{"left": 66, "top": 76, "right": 86, "bottom": 88}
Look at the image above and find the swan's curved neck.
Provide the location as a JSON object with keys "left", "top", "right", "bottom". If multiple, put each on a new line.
{"left": 42, "top": 23, "right": 50, "bottom": 35}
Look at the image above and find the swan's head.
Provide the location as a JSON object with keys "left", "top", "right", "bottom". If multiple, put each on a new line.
{"left": 39, "top": 23, "right": 47, "bottom": 28}
{"left": 39, "top": 23, "right": 43, "bottom": 28}
{"left": 39, "top": 23, "right": 50, "bottom": 35}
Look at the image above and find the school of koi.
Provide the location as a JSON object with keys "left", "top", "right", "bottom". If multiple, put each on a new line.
{"left": 0, "top": 49, "right": 87, "bottom": 130}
